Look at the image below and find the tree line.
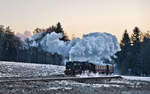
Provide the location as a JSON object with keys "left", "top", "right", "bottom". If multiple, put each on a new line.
{"left": 0, "top": 22, "right": 68, "bottom": 65}
{"left": 116, "top": 27, "right": 150, "bottom": 76}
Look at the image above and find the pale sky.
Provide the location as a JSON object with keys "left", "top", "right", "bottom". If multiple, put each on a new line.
{"left": 0, "top": 0, "right": 150, "bottom": 40}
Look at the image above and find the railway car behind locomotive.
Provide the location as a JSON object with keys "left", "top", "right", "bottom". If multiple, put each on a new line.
{"left": 64, "top": 61, "right": 114, "bottom": 76}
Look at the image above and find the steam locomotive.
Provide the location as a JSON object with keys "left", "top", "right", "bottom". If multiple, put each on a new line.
{"left": 64, "top": 61, "right": 114, "bottom": 76}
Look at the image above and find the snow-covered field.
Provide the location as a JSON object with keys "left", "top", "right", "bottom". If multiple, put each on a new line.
{"left": 76, "top": 72, "right": 118, "bottom": 77}
{"left": 122, "top": 76, "right": 150, "bottom": 82}
{"left": 0, "top": 61, "right": 150, "bottom": 94}
{"left": 0, "top": 61, "right": 65, "bottom": 77}
{"left": 1, "top": 78, "right": 150, "bottom": 94}
{"left": 1, "top": 61, "right": 150, "bottom": 82}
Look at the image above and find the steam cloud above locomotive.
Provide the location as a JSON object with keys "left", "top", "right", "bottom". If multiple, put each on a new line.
{"left": 69, "top": 32, "right": 121, "bottom": 64}
{"left": 30, "top": 32, "right": 121, "bottom": 65}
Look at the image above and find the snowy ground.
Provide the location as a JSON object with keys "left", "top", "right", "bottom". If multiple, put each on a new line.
{"left": 76, "top": 72, "right": 118, "bottom": 78}
{"left": 122, "top": 76, "right": 150, "bottom": 82}
{"left": 1, "top": 61, "right": 150, "bottom": 94}
{"left": 1, "top": 78, "right": 150, "bottom": 94}
{"left": 0, "top": 61, "right": 65, "bottom": 77}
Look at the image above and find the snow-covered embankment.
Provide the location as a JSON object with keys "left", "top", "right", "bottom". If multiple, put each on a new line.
{"left": 0, "top": 61, "right": 65, "bottom": 77}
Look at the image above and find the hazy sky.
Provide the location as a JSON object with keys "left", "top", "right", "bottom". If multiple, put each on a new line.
{"left": 0, "top": 0, "right": 150, "bottom": 40}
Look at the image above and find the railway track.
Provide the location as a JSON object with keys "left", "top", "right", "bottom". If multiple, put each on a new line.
{"left": 0, "top": 75, "right": 122, "bottom": 83}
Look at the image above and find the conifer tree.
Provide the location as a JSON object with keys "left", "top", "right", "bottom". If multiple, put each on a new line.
{"left": 117, "top": 30, "right": 131, "bottom": 74}
{"left": 131, "top": 27, "right": 142, "bottom": 45}
{"left": 56, "top": 22, "right": 69, "bottom": 41}
{"left": 121, "top": 29, "right": 131, "bottom": 47}
{"left": 131, "top": 27, "right": 143, "bottom": 75}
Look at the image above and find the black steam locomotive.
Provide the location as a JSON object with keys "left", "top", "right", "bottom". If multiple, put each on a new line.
{"left": 64, "top": 61, "right": 114, "bottom": 76}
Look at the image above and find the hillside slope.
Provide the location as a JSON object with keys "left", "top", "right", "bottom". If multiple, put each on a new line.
{"left": 0, "top": 61, "right": 65, "bottom": 77}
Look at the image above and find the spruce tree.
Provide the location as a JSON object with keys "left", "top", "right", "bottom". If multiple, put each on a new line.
{"left": 140, "top": 31, "right": 150, "bottom": 75}
{"left": 131, "top": 27, "right": 142, "bottom": 45}
{"left": 56, "top": 22, "right": 63, "bottom": 33}
{"left": 117, "top": 30, "right": 131, "bottom": 74}
{"left": 121, "top": 29, "right": 131, "bottom": 47}
{"left": 131, "top": 27, "right": 143, "bottom": 75}
{"left": 56, "top": 22, "right": 69, "bottom": 41}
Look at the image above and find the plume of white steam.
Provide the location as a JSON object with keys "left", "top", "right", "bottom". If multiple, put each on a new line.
{"left": 69, "top": 32, "right": 121, "bottom": 64}
{"left": 30, "top": 32, "right": 121, "bottom": 65}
